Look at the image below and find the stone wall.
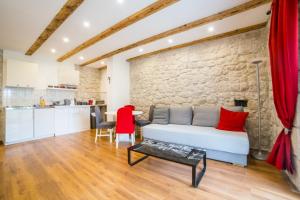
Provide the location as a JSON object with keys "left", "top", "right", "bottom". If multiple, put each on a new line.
{"left": 130, "top": 27, "right": 272, "bottom": 150}
{"left": 76, "top": 67, "right": 103, "bottom": 102}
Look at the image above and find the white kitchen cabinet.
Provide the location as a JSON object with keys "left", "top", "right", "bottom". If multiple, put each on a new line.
{"left": 54, "top": 107, "right": 70, "bottom": 136}
{"left": 69, "top": 107, "right": 90, "bottom": 133}
{"left": 34, "top": 108, "right": 55, "bottom": 139}
{"left": 3, "top": 106, "right": 90, "bottom": 145}
{"left": 55, "top": 106, "right": 90, "bottom": 136}
{"left": 58, "top": 66, "right": 79, "bottom": 86}
{"left": 3, "top": 59, "right": 38, "bottom": 88}
{"left": 5, "top": 108, "right": 34, "bottom": 144}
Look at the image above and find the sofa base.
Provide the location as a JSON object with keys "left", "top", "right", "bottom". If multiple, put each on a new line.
{"left": 204, "top": 149, "right": 247, "bottom": 166}
{"left": 143, "top": 137, "right": 248, "bottom": 166}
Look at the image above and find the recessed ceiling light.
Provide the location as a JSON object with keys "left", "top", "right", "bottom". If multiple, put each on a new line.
{"left": 208, "top": 26, "right": 214, "bottom": 32}
{"left": 83, "top": 21, "right": 90, "bottom": 28}
{"left": 62, "top": 37, "right": 69, "bottom": 43}
{"left": 101, "top": 61, "right": 105, "bottom": 65}
{"left": 117, "top": 0, "right": 124, "bottom": 4}
{"left": 50, "top": 48, "right": 56, "bottom": 53}
{"left": 168, "top": 39, "right": 173, "bottom": 44}
{"left": 79, "top": 56, "right": 84, "bottom": 60}
{"left": 138, "top": 48, "right": 143, "bottom": 52}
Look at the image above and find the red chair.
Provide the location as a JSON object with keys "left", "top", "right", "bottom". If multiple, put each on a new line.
{"left": 124, "top": 104, "right": 136, "bottom": 124}
{"left": 115, "top": 106, "right": 135, "bottom": 148}
{"left": 124, "top": 105, "right": 135, "bottom": 110}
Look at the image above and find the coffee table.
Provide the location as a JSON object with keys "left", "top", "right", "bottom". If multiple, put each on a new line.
{"left": 127, "top": 139, "right": 206, "bottom": 188}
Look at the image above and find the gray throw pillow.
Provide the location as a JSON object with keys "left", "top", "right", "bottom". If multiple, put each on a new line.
{"left": 169, "top": 106, "right": 193, "bottom": 125}
{"left": 192, "top": 106, "right": 220, "bottom": 127}
{"left": 192, "top": 106, "right": 244, "bottom": 127}
{"left": 152, "top": 107, "right": 169, "bottom": 124}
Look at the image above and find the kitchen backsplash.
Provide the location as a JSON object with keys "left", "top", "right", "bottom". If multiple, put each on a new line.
{"left": 3, "top": 87, "right": 76, "bottom": 106}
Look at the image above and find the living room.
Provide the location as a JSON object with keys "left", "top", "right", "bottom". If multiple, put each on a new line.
{"left": 0, "top": 0, "right": 299, "bottom": 199}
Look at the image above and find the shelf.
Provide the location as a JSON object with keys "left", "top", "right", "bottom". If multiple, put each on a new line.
{"left": 46, "top": 87, "right": 78, "bottom": 92}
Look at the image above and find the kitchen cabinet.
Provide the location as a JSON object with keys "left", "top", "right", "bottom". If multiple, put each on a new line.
{"left": 34, "top": 108, "right": 55, "bottom": 139}
{"left": 54, "top": 106, "right": 90, "bottom": 136}
{"left": 3, "top": 106, "right": 91, "bottom": 145}
{"left": 58, "top": 66, "right": 79, "bottom": 86}
{"left": 4, "top": 108, "right": 34, "bottom": 144}
{"left": 3, "top": 59, "right": 38, "bottom": 88}
{"left": 69, "top": 107, "right": 90, "bottom": 133}
{"left": 54, "top": 107, "right": 70, "bottom": 136}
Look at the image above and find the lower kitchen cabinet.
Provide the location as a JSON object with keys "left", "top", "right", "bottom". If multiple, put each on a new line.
{"left": 3, "top": 106, "right": 91, "bottom": 145}
{"left": 69, "top": 107, "right": 90, "bottom": 133}
{"left": 54, "top": 107, "right": 70, "bottom": 136}
{"left": 54, "top": 106, "right": 90, "bottom": 136}
{"left": 5, "top": 108, "right": 34, "bottom": 144}
{"left": 34, "top": 108, "right": 55, "bottom": 139}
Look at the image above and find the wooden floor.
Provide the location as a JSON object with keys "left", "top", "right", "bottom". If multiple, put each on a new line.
{"left": 0, "top": 130, "right": 299, "bottom": 200}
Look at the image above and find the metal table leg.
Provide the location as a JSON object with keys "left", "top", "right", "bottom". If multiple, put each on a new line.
{"left": 128, "top": 148, "right": 149, "bottom": 166}
{"left": 192, "top": 154, "right": 206, "bottom": 187}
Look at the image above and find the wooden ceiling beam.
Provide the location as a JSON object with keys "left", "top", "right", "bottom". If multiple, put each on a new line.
{"left": 25, "top": 0, "right": 84, "bottom": 55}
{"left": 57, "top": 0, "right": 179, "bottom": 62}
{"left": 126, "top": 22, "right": 267, "bottom": 61}
{"left": 79, "top": 0, "right": 271, "bottom": 67}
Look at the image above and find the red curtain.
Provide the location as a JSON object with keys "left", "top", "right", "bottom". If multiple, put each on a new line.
{"left": 267, "top": 0, "right": 298, "bottom": 173}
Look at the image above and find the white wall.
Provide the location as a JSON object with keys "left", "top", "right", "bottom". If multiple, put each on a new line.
{"left": 3, "top": 50, "right": 79, "bottom": 89}
{"left": 106, "top": 56, "right": 130, "bottom": 113}
{"left": 99, "top": 67, "right": 107, "bottom": 102}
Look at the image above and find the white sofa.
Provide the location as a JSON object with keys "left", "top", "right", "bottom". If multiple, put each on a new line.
{"left": 142, "top": 106, "right": 250, "bottom": 166}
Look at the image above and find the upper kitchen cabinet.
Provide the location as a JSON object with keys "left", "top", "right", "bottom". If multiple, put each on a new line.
{"left": 3, "top": 59, "right": 38, "bottom": 88}
{"left": 58, "top": 66, "right": 79, "bottom": 86}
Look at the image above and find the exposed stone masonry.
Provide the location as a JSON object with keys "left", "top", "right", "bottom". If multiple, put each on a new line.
{"left": 130, "top": 28, "right": 271, "bottom": 150}
{"left": 76, "top": 67, "right": 102, "bottom": 101}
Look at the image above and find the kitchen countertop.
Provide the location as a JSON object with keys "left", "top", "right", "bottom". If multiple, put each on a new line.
{"left": 4, "top": 104, "right": 107, "bottom": 110}
{"left": 5, "top": 106, "right": 34, "bottom": 110}
{"left": 53, "top": 105, "right": 92, "bottom": 108}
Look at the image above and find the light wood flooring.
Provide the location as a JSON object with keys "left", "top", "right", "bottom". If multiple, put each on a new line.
{"left": 0, "top": 130, "right": 299, "bottom": 200}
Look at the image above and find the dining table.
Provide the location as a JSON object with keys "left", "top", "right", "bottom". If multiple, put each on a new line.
{"left": 90, "top": 110, "right": 143, "bottom": 117}
{"left": 105, "top": 111, "right": 143, "bottom": 116}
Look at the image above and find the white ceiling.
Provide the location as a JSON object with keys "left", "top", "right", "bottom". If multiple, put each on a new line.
{"left": 0, "top": 0, "right": 271, "bottom": 67}
{"left": 0, "top": 0, "right": 65, "bottom": 52}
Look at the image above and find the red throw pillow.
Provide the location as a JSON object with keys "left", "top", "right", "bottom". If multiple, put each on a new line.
{"left": 216, "top": 107, "right": 249, "bottom": 132}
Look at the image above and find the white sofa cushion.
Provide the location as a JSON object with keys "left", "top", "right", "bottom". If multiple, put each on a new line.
{"left": 143, "top": 124, "right": 249, "bottom": 155}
